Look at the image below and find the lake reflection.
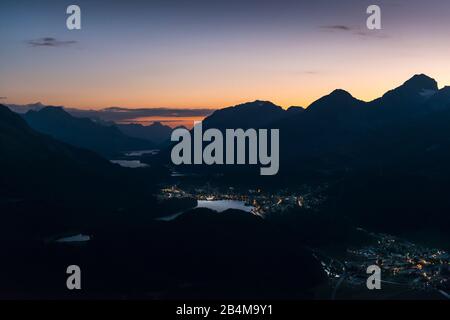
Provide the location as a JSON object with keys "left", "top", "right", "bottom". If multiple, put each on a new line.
{"left": 196, "top": 200, "right": 253, "bottom": 213}
{"left": 110, "top": 160, "right": 148, "bottom": 168}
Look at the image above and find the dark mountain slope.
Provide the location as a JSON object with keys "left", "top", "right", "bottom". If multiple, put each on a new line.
{"left": 0, "top": 105, "right": 158, "bottom": 237}
{"left": 424, "top": 86, "right": 450, "bottom": 112}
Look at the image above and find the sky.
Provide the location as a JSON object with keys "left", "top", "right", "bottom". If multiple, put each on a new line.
{"left": 2, "top": 0, "right": 450, "bottom": 111}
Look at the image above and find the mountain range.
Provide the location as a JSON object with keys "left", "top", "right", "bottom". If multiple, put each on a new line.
{"left": 8, "top": 103, "right": 202, "bottom": 147}
{"left": 187, "top": 74, "right": 450, "bottom": 179}
{"left": 22, "top": 107, "right": 155, "bottom": 157}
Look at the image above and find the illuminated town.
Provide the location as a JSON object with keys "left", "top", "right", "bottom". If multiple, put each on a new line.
{"left": 318, "top": 231, "right": 450, "bottom": 298}
{"left": 158, "top": 184, "right": 327, "bottom": 217}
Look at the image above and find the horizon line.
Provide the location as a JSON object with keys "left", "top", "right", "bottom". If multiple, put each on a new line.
{"left": 3, "top": 73, "right": 448, "bottom": 111}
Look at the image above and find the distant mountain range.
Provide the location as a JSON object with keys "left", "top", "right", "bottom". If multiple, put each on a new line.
{"left": 7, "top": 104, "right": 189, "bottom": 148}
{"left": 7, "top": 103, "right": 213, "bottom": 126}
{"left": 22, "top": 107, "right": 155, "bottom": 157}
{"left": 117, "top": 121, "right": 175, "bottom": 145}
{"left": 0, "top": 105, "right": 111, "bottom": 174}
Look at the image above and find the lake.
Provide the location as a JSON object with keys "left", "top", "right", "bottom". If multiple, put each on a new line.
{"left": 110, "top": 160, "right": 148, "bottom": 168}
{"left": 124, "top": 149, "right": 159, "bottom": 156}
{"left": 56, "top": 234, "right": 91, "bottom": 243}
{"left": 157, "top": 200, "right": 255, "bottom": 221}
{"left": 196, "top": 200, "right": 254, "bottom": 213}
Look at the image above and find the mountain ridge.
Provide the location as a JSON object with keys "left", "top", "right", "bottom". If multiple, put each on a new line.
{"left": 169, "top": 74, "right": 450, "bottom": 178}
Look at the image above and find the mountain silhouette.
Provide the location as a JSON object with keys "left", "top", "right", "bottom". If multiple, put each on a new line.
{"left": 308, "top": 89, "right": 363, "bottom": 112}
{"left": 286, "top": 106, "right": 305, "bottom": 114}
{"left": 23, "top": 106, "right": 154, "bottom": 157}
{"left": 368, "top": 74, "right": 439, "bottom": 117}
{"left": 281, "top": 75, "right": 450, "bottom": 176}
{"left": 305, "top": 89, "right": 367, "bottom": 125}
{"left": 202, "top": 100, "right": 287, "bottom": 129}
{"left": 117, "top": 121, "right": 173, "bottom": 145}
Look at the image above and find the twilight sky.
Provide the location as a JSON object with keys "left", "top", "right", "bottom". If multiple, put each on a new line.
{"left": 1, "top": 0, "right": 450, "bottom": 110}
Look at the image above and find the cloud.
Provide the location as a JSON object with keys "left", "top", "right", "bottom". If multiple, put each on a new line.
{"left": 319, "top": 25, "right": 388, "bottom": 39}
{"left": 39, "top": 106, "right": 214, "bottom": 123}
{"left": 26, "top": 37, "right": 77, "bottom": 47}
{"left": 320, "top": 25, "right": 352, "bottom": 31}
{"left": 0, "top": 96, "right": 7, "bottom": 100}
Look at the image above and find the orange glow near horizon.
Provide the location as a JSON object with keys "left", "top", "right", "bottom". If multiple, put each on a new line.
{"left": 6, "top": 71, "right": 450, "bottom": 112}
